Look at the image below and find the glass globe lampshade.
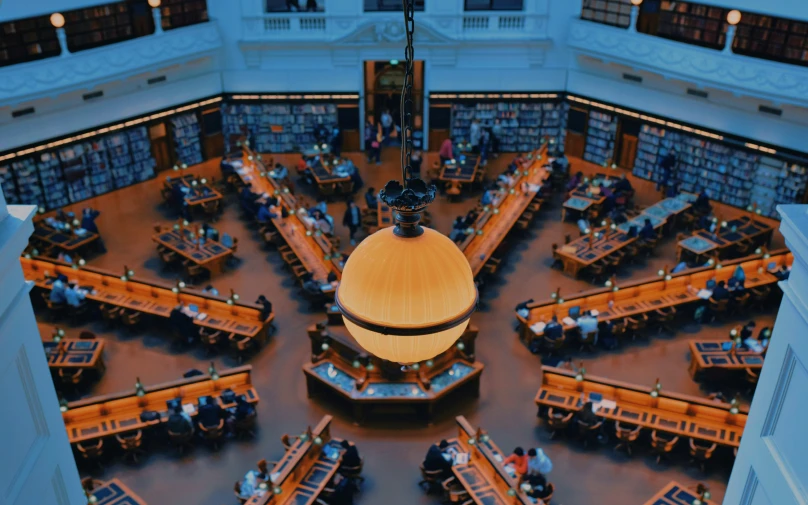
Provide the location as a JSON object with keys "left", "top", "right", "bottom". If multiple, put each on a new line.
{"left": 336, "top": 181, "right": 477, "bottom": 364}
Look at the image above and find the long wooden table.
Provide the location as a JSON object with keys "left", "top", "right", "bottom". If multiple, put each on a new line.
{"left": 517, "top": 250, "right": 792, "bottom": 345}
{"left": 164, "top": 174, "right": 222, "bottom": 207}
{"left": 309, "top": 157, "right": 352, "bottom": 197}
{"left": 63, "top": 366, "right": 257, "bottom": 445}
{"left": 90, "top": 479, "right": 148, "bottom": 505}
{"left": 643, "top": 481, "right": 716, "bottom": 505}
{"left": 22, "top": 257, "right": 272, "bottom": 342}
{"left": 688, "top": 341, "right": 765, "bottom": 379}
{"left": 642, "top": 197, "right": 692, "bottom": 228}
{"left": 677, "top": 216, "right": 774, "bottom": 263}
{"left": 31, "top": 222, "right": 100, "bottom": 253}
{"left": 440, "top": 153, "right": 480, "bottom": 195}
{"left": 445, "top": 416, "right": 539, "bottom": 505}
{"left": 535, "top": 366, "right": 747, "bottom": 448}
{"left": 460, "top": 145, "right": 549, "bottom": 277}
{"left": 303, "top": 322, "right": 483, "bottom": 422}
{"left": 234, "top": 147, "right": 343, "bottom": 288}
{"left": 246, "top": 415, "right": 345, "bottom": 505}
{"left": 555, "top": 214, "right": 666, "bottom": 278}
{"left": 44, "top": 338, "right": 105, "bottom": 373}
{"left": 561, "top": 173, "right": 621, "bottom": 221}
{"left": 152, "top": 227, "right": 233, "bottom": 276}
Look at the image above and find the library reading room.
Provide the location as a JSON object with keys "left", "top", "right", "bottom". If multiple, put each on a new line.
{"left": 2, "top": 0, "right": 808, "bottom": 504}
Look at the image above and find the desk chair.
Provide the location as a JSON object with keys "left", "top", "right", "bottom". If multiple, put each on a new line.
{"left": 605, "top": 251, "right": 626, "bottom": 273}
{"left": 576, "top": 419, "right": 603, "bottom": 448}
{"left": 546, "top": 407, "right": 574, "bottom": 439}
{"left": 69, "top": 300, "right": 91, "bottom": 324}
{"left": 745, "top": 367, "right": 760, "bottom": 395}
{"left": 650, "top": 430, "right": 679, "bottom": 464}
{"left": 229, "top": 333, "right": 256, "bottom": 364}
{"left": 482, "top": 257, "right": 502, "bottom": 276}
{"left": 441, "top": 476, "right": 469, "bottom": 504}
{"left": 339, "top": 456, "right": 365, "bottom": 488}
{"left": 76, "top": 439, "right": 104, "bottom": 470}
{"left": 158, "top": 247, "right": 179, "bottom": 266}
{"left": 730, "top": 292, "right": 751, "bottom": 316}
{"left": 614, "top": 422, "right": 641, "bottom": 456}
{"left": 624, "top": 313, "right": 649, "bottom": 340}
{"left": 168, "top": 428, "right": 194, "bottom": 455}
{"left": 639, "top": 236, "right": 659, "bottom": 256}
{"left": 202, "top": 200, "right": 221, "bottom": 222}
{"left": 579, "top": 329, "right": 598, "bottom": 353}
{"left": 550, "top": 244, "right": 564, "bottom": 270}
{"left": 234, "top": 411, "right": 258, "bottom": 439}
{"left": 707, "top": 298, "right": 729, "bottom": 322}
{"left": 58, "top": 368, "right": 84, "bottom": 389}
{"left": 79, "top": 331, "right": 97, "bottom": 340}
{"left": 199, "top": 328, "right": 225, "bottom": 356}
{"left": 234, "top": 481, "right": 249, "bottom": 504}
{"left": 99, "top": 304, "right": 122, "bottom": 327}
{"left": 588, "top": 260, "right": 608, "bottom": 284}
{"left": 652, "top": 306, "right": 677, "bottom": 334}
{"left": 116, "top": 430, "right": 145, "bottom": 464}
{"left": 198, "top": 418, "right": 225, "bottom": 450}
{"left": 42, "top": 293, "right": 67, "bottom": 317}
{"left": 734, "top": 239, "right": 753, "bottom": 257}
{"left": 183, "top": 260, "right": 208, "bottom": 283}
{"left": 419, "top": 465, "right": 446, "bottom": 494}
{"left": 120, "top": 309, "right": 142, "bottom": 328}
{"left": 281, "top": 248, "right": 300, "bottom": 267}
{"left": 281, "top": 434, "right": 296, "bottom": 450}
{"left": 689, "top": 438, "right": 717, "bottom": 472}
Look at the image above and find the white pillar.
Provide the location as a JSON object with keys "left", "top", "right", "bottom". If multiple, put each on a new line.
{"left": 153, "top": 7, "right": 164, "bottom": 34}
{"left": 629, "top": 5, "right": 639, "bottom": 33}
{"left": 723, "top": 25, "right": 736, "bottom": 53}
{"left": 55, "top": 27, "right": 70, "bottom": 57}
{"left": 724, "top": 204, "right": 808, "bottom": 505}
{"left": 0, "top": 192, "right": 85, "bottom": 505}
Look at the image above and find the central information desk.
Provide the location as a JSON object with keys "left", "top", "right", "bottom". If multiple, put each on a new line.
{"left": 22, "top": 256, "right": 273, "bottom": 343}
{"left": 516, "top": 250, "right": 792, "bottom": 346}
{"left": 459, "top": 145, "right": 550, "bottom": 278}
{"left": 535, "top": 366, "right": 748, "bottom": 448}
{"left": 643, "top": 481, "right": 716, "bottom": 505}
{"left": 90, "top": 479, "right": 148, "bottom": 505}
{"left": 688, "top": 341, "right": 765, "bottom": 380}
{"left": 63, "top": 366, "right": 257, "bottom": 445}
{"left": 234, "top": 147, "right": 342, "bottom": 290}
{"left": 445, "top": 416, "right": 540, "bottom": 505}
{"left": 303, "top": 321, "right": 483, "bottom": 422}
{"left": 245, "top": 415, "right": 348, "bottom": 505}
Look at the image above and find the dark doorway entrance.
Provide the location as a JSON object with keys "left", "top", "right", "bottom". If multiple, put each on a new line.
{"left": 364, "top": 60, "right": 424, "bottom": 149}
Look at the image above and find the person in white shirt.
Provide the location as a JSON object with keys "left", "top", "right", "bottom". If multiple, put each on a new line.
{"left": 270, "top": 163, "right": 289, "bottom": 181}
{"left": 202, "top": 285, "right": 219, "bottom": 297}
{"left": 526, "top": 448, "right": 553, "bottom": 476}
{"left": 380, "top": 110, "right": 393, "bottom": 141}
{"left": 469, "top": 119, "right": 481, "bottom": 153}
{"left": 577, "top": 311, "right": 598, "bottom": 343}
{"left": 64, "top": 284, "right": 86, "bottom": 308}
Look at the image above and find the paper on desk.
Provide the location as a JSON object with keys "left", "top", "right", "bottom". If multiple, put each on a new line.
{"left": 182, "top": 404, "right": 195, "bottom": 415}
{"left": 196, "top": 313, "right": 208, "bottom": 321}
{"left": 745, "top": 339, "right": 764, "bottom": 353}
{"left": 590, "top": 309, "right": 599, "bottom": 317}
{"left": 453, "top": 452, "right": 469, "bottom": 465}
{"left": 530, "top": 322, "right": 546, "bottom": 334}
{"left": 697, "top": 289, "right": 713, "bottom": 300}
{"left": 562, "top": 317, "right": 577, "bottom": 326}
{"left": 594, "top": 399, "right": 616, "bottom": 411}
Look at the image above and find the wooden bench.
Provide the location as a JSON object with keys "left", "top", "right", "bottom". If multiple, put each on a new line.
{"left": 22, "top": 256, "right": 273, "bottom": 342}
{"left": 63, "top": 365, "right": 257, "bottom": 445}
{"left": 535, "top": 366, "right": 747, "bottom": 448}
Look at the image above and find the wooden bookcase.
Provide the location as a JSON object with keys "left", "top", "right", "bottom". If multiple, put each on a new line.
{"left": 63, "top": 3, "right": 135, "bottom": 53}
{"left": 160, "top": 0, "right": 209, "bottom": 30}
{"left": 0, "top": 15, "right": 61, "bottom": 67}
{"left": 580, "top": 0, "right": 632, "bottom": 29}
{"left": 733, "top": 13, "right": 808, "bottom": 66}
{"left": 657, "top": 1, "right": 727, "bottom": 49}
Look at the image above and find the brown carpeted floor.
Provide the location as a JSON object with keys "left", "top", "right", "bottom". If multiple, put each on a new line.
{"left": 35, "top": 147, "right": 782, "bottom": 505}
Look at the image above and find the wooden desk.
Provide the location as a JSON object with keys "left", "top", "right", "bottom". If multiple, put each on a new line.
{"left": 32, "top": 223, "right": 99, "bottom": 253}
{"left": 234, "top": 147, "right": 343, "bottom": 286}
{"left": 164, "top": 174, "right": 222, "bottom": 207}
{"left": 309, "top": 158, "right": 352, "bottom": 197}
{"left": 152, "top": 228, "right": 233, "bottom": 276}
{"left": 246, "top": 415, "right": 345, "bottom": 505}
{"left": 44, "top": 339, "right": 105, "bottom": 372}
{"left": 688, "top": 341, "right": 765, "bottom": 379}
{"left": 516, "top": 251, "right": 792, "bottom": 345}
{"left": 63, "top": 365, "right": 257, "bottom": 445}
{"left": 91, "top": 479, "right": 148, "bottom": 505}
{"left": 461, "top": 146, "right": 550, "bottom": 277}
{"left": 303, "top": 323, "right": 483, "bottom": 421}
{"left": 440, "top": 153, "right": 480, "bottom": 194}
{"left": 642, "top": 198, "right": 692, "bottom": 225}
{"left": 22, "top": 257, "right": 272, "bottom": 342}
{"left": 445, "top": 416, "right": 538, "bottom": 505}
{"left": 555, "top": 215, "right": 666, "bottom": 278}
{"left": 535, "top": 366, "right": 747, "bottom": 448}
{"left": 643, "top": 481, "right": 716, "bottom": 505}
{"left": 677, "top": 216, "right": 774, "bottom": 262}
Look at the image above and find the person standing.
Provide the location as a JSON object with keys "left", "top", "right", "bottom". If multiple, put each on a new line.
{"left": 410, "top": 150, "right": 423, "bottom": 179}
{"left": 330, "top": 125, "right": 342, "bottom": 157}
{"left": 491, "top": 118, "right": 503, "bottom": 156}
{"left": 469, "top": 118, "right": 481, "bottom": 154}
{"left": 380, "top": 110, "right": 393, "bottom": 143}
{"left": 439, "top": 137, "right": 454, "bottom": 166}
{"left": 343, "top": 200, "right": 362, "bottom": 246}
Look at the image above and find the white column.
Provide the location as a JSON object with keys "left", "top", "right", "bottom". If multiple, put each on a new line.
{"left": 152, "top": 7, "right": 164, "bottom": 34}
{"left": 724, "top": 204, "right": 808, "bottom": 505}
{"left": 55, "top": 28, "right": 70, "bottom": 57}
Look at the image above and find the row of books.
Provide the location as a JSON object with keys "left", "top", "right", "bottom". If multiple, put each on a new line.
{"left": 583, "top": 111, "right": 617, "bottom": 166}
{"left": 171, "top": 113, "right": 204, "bottom": 166}
{"left": 222, "top": 103, "right": 339, "bottom": 153}
{"left": 450, "top": 102, "right": 568, "bottom": 152}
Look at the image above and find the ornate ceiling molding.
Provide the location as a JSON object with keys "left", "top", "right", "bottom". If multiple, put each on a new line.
{"left": 0, "top": 23, "right": 222, "bottom": 106}
{"left": 568, "top": 19, "right": 808, "bottom": 106}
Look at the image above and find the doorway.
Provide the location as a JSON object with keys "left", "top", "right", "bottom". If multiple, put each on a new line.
{"left": 364, "top": 60, "right": 424, "bottom": 149}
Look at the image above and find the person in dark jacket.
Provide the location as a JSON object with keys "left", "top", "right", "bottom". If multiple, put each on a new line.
{"left": 343, "top": 201, "right": 362, "bottom": 245}
{"left": 256, "top": 295, "right": 273, "bottom": 321}
{"left": 170, "top": 304, "right": 196, "bottom": 343}
{"left": 423, "top": 440, "right": 453, "bottom": 478}
{"left": 544, "top": 316, "right": 563, "bottom": 341}
{"left": 639, "top": 218, "right": 656, "bottom": 241}
{"left": 711, "top": 280, "right": 730, "bottom": 301}
{"left": 340, "top": 439, "right": 361, "bottom": 468}
{"left": 365, "top": 187, "right": 378, "bottom": 209}
{"left": 234, "top": 396, "right": 255, "bottom": 421}
{"left": 197, "top": 396, "right": 224, "bottom": 428}
{"left": 166, "top": 405, "right": 194, "bottom": 435}
{"left": 578, "top": 401, "right": 599, "bottom": 426}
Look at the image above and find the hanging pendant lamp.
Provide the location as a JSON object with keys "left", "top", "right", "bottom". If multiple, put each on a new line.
{"left": 335, "top": 0, "right": 477, "bottom": 364}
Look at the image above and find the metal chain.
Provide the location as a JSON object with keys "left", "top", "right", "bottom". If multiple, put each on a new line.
{"left": 400, "top": 0, "right": 415, "bottom": 183}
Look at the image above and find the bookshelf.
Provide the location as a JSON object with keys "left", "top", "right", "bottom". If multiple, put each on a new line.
{"left": 171, "top": 113, "right": 204, "bottom": 166}
{"left": 733, "top": 13, "right": 808, "bottom": 67}
{"left": 449, "top": 101, "right": 567, "bottom": 153}
{"left": 583, "top": 110, "right": 617, "bottom": 166}
{"left": 12, "top": 158, "right": 45, "bottom": 207}
{"left": 37, "top": 152, "right": 70, "bottom": 209}
{"left": 580, "top": 0, "right": 632, "bottom": 29}
{"left": 128, "top": 127, "right": 157, "bottom": 184}
{"left": 751, "top": 156, "right": 808, "bottom": 217}
{"left": 222, "top": 102, "right": 339, "bottom": 153}
{"left": 0, "top": 164, "right": 18, "bottom": 204}
{"left": 161, "top": 0, "right": 209, "bottom": 30}
{"left": 0, "top": 15, "right": 61, "bottom": 67}
{"left": 658, "top": 1, "right": 727, "bottom": 50}
{"left": 59, "top": 144, "right": 94, "bottom": 203}
{"left": 64, "top": 3, "right": 134, "bottom": 53}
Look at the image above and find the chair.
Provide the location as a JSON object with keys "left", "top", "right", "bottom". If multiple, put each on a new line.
{"left": 708, "top": 298, "right": 729, "bottom": 321}
{"left": 689, "top": 438, "right": 717, "bottom": 472}
{"left": 339, "top": 456, "right": 365, "bottom": 487}
{"left": 99, "top": 304, "right": 122, "bottom": 327}
{"left": 158, "top": 248, "right": 179, "bottom": 265}
{"left": 58, "top": 368, "right": 83, "bottom": 388}
{"left": 624, "top": 313, "right": 649, "bottom": 340}
{"left": 745, "top": 367, "right": 760, "bottom": 395}
{"left": 167, "top": 428, "right": 194, "bottom": 455}
{"left": 546, "top": 407, "right": 573, "bottom": 439}
{"left": 115, "top": 430, "right": 145, "bottom": 464}
{"left": 41, "top": 292, "right": 67, "bottom": 317}
{"left": 281, "top": 434, "right": 295, "bottom": 449}
{"left": 199, "top": 328, "right": 224, "bottom": 356}
{"left": 198, "top": 418, "right": 226, "bottom": 450}
{"left": 183, "top": 261, "right": 208, "bottom": 283}
{"left": 482, "top": 257, "right": 502, "bottom": 276}
{"left": 234, "top": 411, "right": 258, "bottom": 439}
{"left": 229, "top": 333, "right": 255, "bottom": 364}
{"left": 579, "top": 330, "right": 597, "bottom": 352}
{"left": 76, "top": 439, "right": 104, "bottom": 469}
{"left": 650, "top": 430, "right": 679, "bottom": 464}
{"left": 576, "top": 419, "right": 603, "bottom": 448}
{"left": 588, "top": 260, "right": 607, "bottom": 284}
{"left": 614, "top": 422, "right": 641, "bottom": 456}
{"left": 441, "top": 476, "right": 469, "bottom": 503}
{"left": 731, "top": 292, "right": 751, "bottom": 315}
{"left": 120, "top": 310, "right": 142, "bottom": 328}
{"left": 541, "top": 482, "right": 555, "bottom": 503}
{"left": 540, "top": 334, "right": 566, "bottom": 358}
{"left": 750, "top": 285, "right": 772, "bottom": 304}
{"left": 652, "top": 306, "right": 676, "bottom": 333}
{"left": 202, "top": 200, "right": 220, "bottom": 221}
{"left": 79, "top": 331, "right": 96, "bottom": 340}
{"left": 418, "top": 465, "right": 445, "bottom": 494}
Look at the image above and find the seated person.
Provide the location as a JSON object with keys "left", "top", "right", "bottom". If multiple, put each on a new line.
{"left": 202, "top": 223, "right": 219, "bottom": 242}
{"left": 240, "top": 184, "right": 261, "bottom": 212}
{"left": 757, "top": 327, "right": 772, "bottom": 349}
{"left": 503, "top": 447, "right": 528, "bottom": 475}
{"left": 526, "top": 448, "right": 553, "bottom": 475}
{"left": 423, "top": 440, "right": 453, "bottom": 478}
{"left": 544, "top": 316, "right": 563, "bottom": 341}
{"left": 694, "top": 189, "right": 712, "bottom": 214}
{"left": 221, "top": 232, "right": 235, "bottom": 248}
{"left": 313, "top": 211, "right": 334, "bottom": 235}
{"left": 256, "top": 295, "right": 273, "bottom": 321}
{"left": 665, "top": 182, "right": 680, "bottom": 198}
{"left": 233, "top": 395, "right": 255, "bottom": 422}
{"left": 327, "top": 474, "right": 355, "bottom": 505}
{"left": 169, "top": 304, "right": 196, "bottom": 342}
{"left": 301, "top": 273, "right": 322, "bottom": 295}
{"left": 566, "top": 171, "right": 583, "bottom": 192}
{"left": 50, "top": 274, "right": 69, "bottom": 304}
{"left": 365, "top": 187, "right": 378, "bottom": 209}
{"left": 639, "top": 218, "right": 656, "bottom": 241}
{"left": 740, "top": 321, "right": 756, "bottom": 341}
{"left": 481, "top": 185, "right": 496, "bottom": 206}
{"left": 340, "top": 440, "right": 361, "bottom": 468}
{"left": 577, "top": 218, "right": 591, "bottom": 235}
{"left": 449, "top": 216, "right": 466, "bottom": 243}
{"left": 773, "top": 264, "right": 791, "bottom": 281}
{"left": 609, "top": 207, "right": 628, "bottom": 225}
{"left": 614, "top": 173, "right": 632, "bottom": 193}
{"left": 202, "top": 285, "right": 219, "bottom": 297}
{"left": 711, "top": 280, "right": 730, "bottom": 301}
{"left": 515, "top": 299, "right": 534, "bottom": 318}
{"left": 271, "top": 162, "right": 289, "bottom": 180}
{"left": 166, "top": 404, "right": 193, "bottom": 434}
{"left": 597, "top": 320, "right": 616, "bottom": 350}
{"left": 312, "top": 196, "right": 328, "bottom": 216}
{"left": 577, "top": 311, "right": 598, "bottom": 339}
{"left": 696, "top": 214, "right": 713, "bottom": 231}
{"left": 327, "top": 271, "right": 339, "bottom": 285}
{"left": 670, "top": 261, "right": 689, "bottom": 274}
{"left": 64, "top": 283, "right": 86, "bottom": 308}
{"left": 577, "top": 401, "right": 600, "bottom": 426}
{"left": 462, "top": 209, "right": 479, "bottom": 229}
{"left": 522, "top": 472, "right": 553, "bottom": 501}
{"left": 197, "top": 396, "right": 224, "bottom": 428}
